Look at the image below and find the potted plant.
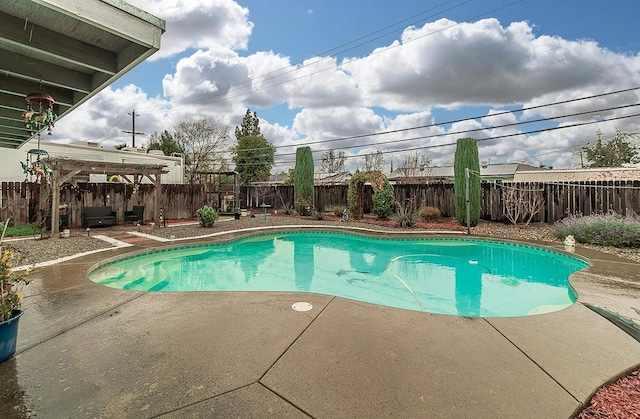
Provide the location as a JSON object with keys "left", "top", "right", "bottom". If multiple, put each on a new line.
{"left": 0, "top": 221, "right": 32, "bottom": 362}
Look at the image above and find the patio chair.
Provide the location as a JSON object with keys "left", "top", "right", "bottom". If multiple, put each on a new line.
{"left": 124, "top": 205, "right": 145, "bottom": 225}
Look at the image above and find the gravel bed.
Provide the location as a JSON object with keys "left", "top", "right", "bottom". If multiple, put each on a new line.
{"left": 3, "top": 217, "right": 640, "bottom": 265}
{"left": 3, "top": 236, "right": 114, "bottom": 266}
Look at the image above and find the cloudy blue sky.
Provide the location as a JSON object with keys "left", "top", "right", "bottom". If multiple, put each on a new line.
{"left": 52, "top": 0, "right": 640, "bottom": 173}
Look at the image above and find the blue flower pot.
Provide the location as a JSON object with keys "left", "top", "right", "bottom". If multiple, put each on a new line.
{"left": 0, "top": 310, "right": 23, "bottom": 363}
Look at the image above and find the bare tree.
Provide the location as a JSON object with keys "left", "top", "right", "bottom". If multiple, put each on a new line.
{"left": 359, "top": 150, "right": 385, "bottom": 172}
{"left": 396, "top": 151, "right": 432, "bottom": 183}
{"left": 320, "top": 149, "right": 346, "bottom": 173}
{"left": 501, "top": 183, "right": 545, "bottom": 225}
{"left": 250, "top": 183, "right": 274, "bottom": 207}
{"left": 172, "top": 118, "right": 230, "bottom": 183}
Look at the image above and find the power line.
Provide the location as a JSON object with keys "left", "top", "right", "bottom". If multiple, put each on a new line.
{"left": 88, "top": 2, "right": 640, "bottom": 170}
{"left": 93, "top": 0, "right": 634, "bottom": 158}
{"left": 134, "top": 0, "right": 523, "bottom": 115}
{"left": 234, "top": 111, "right": 640, "bottom": 168}
{"left": 130, "top": 1, "right": 472, "bottom": 115}
{"left": 267, "top": 101, "right": 640, "bottom": 159}
{"left": 92, "top": 114, "right": 128, "bottom": 144}
{"left": 231, "top": 87, "right": 640, "bottom": 156}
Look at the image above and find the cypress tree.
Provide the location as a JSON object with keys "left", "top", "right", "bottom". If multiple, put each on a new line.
{"left": 294, "top": 146, "right": 314, "bottom": 215}
{"left": 454, "top": 137, "right": 481, "bottom": 226}
{"left": 233, "top": 109, "right": 275, "bottom": 184}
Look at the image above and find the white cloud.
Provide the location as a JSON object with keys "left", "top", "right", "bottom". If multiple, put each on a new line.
{"left": 341, "top": 18, "right": 640, "bottom": 111}
{"left": 163, "top": 48, "right": 250, "bottom": 110}
{"left": 481, "top": 109, "right": 519, "bottom": 127}
{"left": 56, "top": 7, "right": 640, "bottom": 171}
{"left": 128, "top": 0, "right": 254, "bottom": 59}
{"left": 284, "top": 57, "right": 361, "bottom": 109}
{"left": 243, "top": 52, "right": 298, "bottom": 107}
{"left": 292, "top": 107, "right": 384, "bottom": 142}
{"left": 52, "top": 85, "right": 171, "bottom": 148}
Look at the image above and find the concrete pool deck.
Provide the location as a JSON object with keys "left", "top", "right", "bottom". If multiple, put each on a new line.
{"left": 0, "top": 229, "right": 639, "bottom": 418}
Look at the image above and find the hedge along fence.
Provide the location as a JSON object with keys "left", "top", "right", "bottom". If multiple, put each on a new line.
{"left": 2, "top": 180, "right": 640, "bottom": 227}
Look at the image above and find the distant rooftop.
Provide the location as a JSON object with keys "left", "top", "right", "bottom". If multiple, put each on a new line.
{"left": 389, "top": 163, "right": 545, "bottom": 181}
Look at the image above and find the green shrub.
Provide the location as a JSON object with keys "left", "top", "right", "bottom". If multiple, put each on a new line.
{"left": 372, "top": 180, "right": 395, "bottom": 220}
{"left": 313, "top": 210, "right": 324, "bottom": 220}
{"left": 554, "top": 212, "right": 640, "bottom": 247}
{"left": 295, "top": 197, "right": 313, "bottom": 216}
{"left": 196, "top": 205, "right": 219, "bottom": 227}
{"left": 347, "top": 172, "right": 368, "bottom": 219}
{"left": 418, "top": 206, "right": 441, "bottom": 222}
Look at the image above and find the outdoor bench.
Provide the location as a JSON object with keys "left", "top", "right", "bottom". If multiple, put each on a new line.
{"left": 82, "top": 206, "right": 117, "bottom": 228}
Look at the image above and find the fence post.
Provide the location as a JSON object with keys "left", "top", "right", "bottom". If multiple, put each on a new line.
{"left": 465, "top": 168, "right": 470, "bottom": 234}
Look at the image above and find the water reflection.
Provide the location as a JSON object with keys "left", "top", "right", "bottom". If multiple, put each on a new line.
{"left": 236, "top": 238, "right": 276, "bottom": 283}
{"left": 455, "top": 263, "right": 483, "bottom": 317}
{"left": 0, "top": 358, "right": 29, "bottom": 418}
{"left": 294, "top": 239, "right": 314, "bottom": 291}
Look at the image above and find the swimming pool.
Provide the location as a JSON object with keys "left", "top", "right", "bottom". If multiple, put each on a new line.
{"left": 88, "top": 231, "right": 589, "bottom": 317}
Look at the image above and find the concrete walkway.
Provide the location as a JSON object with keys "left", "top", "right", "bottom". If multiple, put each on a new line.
{"left": 0, "top": 230, "right": 638, "bottom": 418}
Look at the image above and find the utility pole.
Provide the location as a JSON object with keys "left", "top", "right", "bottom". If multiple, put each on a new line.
{"left": 122, "top": 109, "right": 144, "bottom": 147}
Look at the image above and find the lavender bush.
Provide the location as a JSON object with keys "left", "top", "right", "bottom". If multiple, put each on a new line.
{"left": 554, "top": 212, "right": 640, "bottom": 247}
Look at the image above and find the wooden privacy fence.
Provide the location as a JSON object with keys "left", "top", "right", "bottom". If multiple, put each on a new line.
{"left": 482, "top": 181, "right": 640, "bottom": 223}
{"left": 2, "top": 180, "right": 640, "bottom": 226}
{"left": 0, "top": 182, "right": 207, "bottom": 227}
{"left": 244, "top": 181, "right": 640, "bottom": 223}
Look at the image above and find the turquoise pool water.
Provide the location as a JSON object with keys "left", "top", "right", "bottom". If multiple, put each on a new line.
{"left": 88, "top": 232, "right": 589, "bottom": 317}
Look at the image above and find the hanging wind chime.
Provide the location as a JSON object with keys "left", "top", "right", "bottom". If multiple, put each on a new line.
{"left": 23, "top": 92, "right": 56, "bottom": 136}
{"left": 20, "top": 92, "right": 57, "bottom": 183}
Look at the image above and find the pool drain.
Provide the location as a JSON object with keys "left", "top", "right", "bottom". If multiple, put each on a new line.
{"left": 292, "top": 302, "right": 313, "bottom": 312}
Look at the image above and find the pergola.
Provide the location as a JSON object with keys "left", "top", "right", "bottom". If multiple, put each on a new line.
{"left": 45, "top": 157, "right": 169, "bottom": 234}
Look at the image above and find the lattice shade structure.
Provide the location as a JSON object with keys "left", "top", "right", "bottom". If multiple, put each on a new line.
{"left": 44, "top": 157, "right": 170, "bottom": 235}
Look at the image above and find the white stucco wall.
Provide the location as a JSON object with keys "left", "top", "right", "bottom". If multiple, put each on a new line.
{"left": 1, "top": 139, "right": 184, "bottom": 183}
